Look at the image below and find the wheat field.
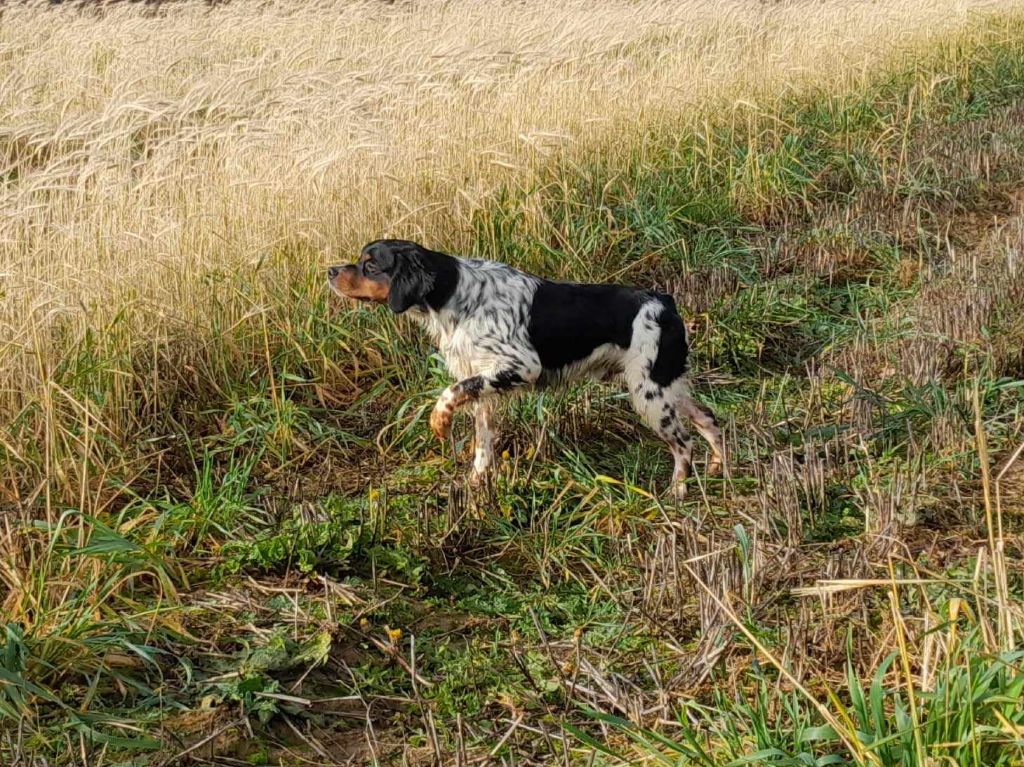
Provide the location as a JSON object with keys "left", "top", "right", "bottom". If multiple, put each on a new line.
{"left": 0, "top": 0, "right": 1018, "bottom": 493}
{"left": 3, "top": 0, "right": 1024, "bottom": 763}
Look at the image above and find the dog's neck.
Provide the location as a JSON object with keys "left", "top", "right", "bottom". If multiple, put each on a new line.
{"left": 408, "top": 304, "right": 459, "bottom": 346}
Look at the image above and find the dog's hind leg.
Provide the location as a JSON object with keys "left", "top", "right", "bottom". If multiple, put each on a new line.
{"left": 625, "top": 367, "right": 694, "bottom": 499}
{"left": 622, "top": 300, "right": 699, "bottom": 499}
{"left": 678, "top": 393, "right": 725, "bottom": 475}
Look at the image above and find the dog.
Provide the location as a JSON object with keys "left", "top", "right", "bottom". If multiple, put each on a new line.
{"left": 328, "top": 239, "right": 724, "bottom": 498}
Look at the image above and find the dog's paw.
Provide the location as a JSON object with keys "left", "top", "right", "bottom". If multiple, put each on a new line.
{"left": 707, "top": 456, "right": 723, "bottom": 477}
{"left": 670, "top": 481, "right": 688, "bottom": 501}
{"left": 430, "top": 404, "right": 453, "bottom": 441}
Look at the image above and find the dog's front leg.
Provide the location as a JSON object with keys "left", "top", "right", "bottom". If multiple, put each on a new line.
{"left": 429, "top": 377, "right": 483, "bottom": 441}
{"left": 470, "top": 402, "right": 495, "bottom": 485}
{"left": 429, "top": 368, "right": 536, "bottom": 441}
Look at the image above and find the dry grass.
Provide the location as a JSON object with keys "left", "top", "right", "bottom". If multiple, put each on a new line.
{"left": 1, "top": 0, "right": 1021, "bottom": 494}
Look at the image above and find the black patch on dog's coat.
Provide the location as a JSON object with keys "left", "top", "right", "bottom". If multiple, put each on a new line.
{"left": 455, "top": 376, "right": 485, "bottom": 396}
{"left": 527, "top": 282, "right": 642, "bottom": 373}
{"left": 493, "top": 371, "right": 524, "bottom": 390}
{"left": 649, "top": 294, "right": 688, "bottom": 387}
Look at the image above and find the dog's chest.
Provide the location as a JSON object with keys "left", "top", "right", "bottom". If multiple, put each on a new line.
{"left": 415, "top": 313, "right": 476, "bottom": 379}
{"left": 439, "top": 328, "right": 478, "bottom": 380}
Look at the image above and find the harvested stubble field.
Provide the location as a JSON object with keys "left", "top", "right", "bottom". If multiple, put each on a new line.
{"left": 3, "top": 0, "right": 1024, "bottom": 764}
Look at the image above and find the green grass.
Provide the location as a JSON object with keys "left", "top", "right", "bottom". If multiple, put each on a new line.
{"left": 4, "top": 14, "right": 1024, "bottom": 767}
{"left": 577, "top": 630, "right": 1024, "bottom": 767}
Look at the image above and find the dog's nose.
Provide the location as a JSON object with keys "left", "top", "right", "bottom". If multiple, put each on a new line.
{"left": 327, "top": 266, "right": 341, "bottom": 279}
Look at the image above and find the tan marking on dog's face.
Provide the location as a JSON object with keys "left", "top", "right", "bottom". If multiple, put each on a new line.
{"left": 328, "top": 258, "right": 391, "bottom": 303}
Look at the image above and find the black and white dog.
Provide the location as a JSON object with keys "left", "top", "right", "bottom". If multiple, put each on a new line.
{"left": 328, "top": 239, "right": 724, "bottom": 498}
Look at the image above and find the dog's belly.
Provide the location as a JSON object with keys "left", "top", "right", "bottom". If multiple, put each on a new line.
{"left": 536, "top": 342, "right": 626, "bottom": 388}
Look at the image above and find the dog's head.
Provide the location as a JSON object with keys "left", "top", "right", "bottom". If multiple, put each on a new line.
{"left": 328, "top": 239, "right": 437, "bottom": 314}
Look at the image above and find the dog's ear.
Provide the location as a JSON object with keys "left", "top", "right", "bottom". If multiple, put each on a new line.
{"left": 387, "top": 249, "right": 434, "bottom": 314}
{"left": 372, "top": 246, "right": 395, "bottom": 271}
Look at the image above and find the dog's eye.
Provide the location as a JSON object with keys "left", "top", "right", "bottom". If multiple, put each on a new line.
{"left": 364, "top": 261, "right": 379, "bottom": 275}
